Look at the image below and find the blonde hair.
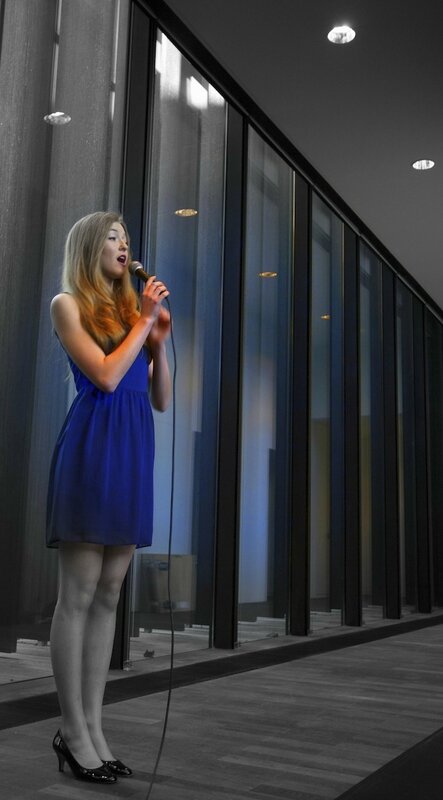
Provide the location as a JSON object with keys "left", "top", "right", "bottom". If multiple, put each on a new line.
{"left": 62, "top": 211, "right": 140, "bottom": 351}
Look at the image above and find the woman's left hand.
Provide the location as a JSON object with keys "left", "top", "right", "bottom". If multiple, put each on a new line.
{"left": 147, "top": 306, "right": 171, "bottom": 349}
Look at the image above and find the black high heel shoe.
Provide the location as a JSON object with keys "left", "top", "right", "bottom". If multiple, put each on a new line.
{"left": 102, "top": 758, "right": 133, "bottom": 776}
{"left": 52, "top": 730, "right": 117, "bottom": 783}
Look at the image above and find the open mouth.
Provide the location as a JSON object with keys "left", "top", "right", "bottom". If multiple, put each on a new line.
{"left": 117, "top": 255, "right": 126, "bottom": 264}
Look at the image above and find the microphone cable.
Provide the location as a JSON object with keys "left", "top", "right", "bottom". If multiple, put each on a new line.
{"left": 145, "top": 295, "right": 177, "bottom": 800}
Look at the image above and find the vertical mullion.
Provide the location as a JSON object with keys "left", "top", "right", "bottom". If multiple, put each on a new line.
{"left": 343, "top": 227, "right": 361, "bottom": 625}
{"left": 369, "top": 258, "right": 386, "bottom": 608}
{"left": 213, "top": 107, "right": 246, "bottom": 648}
{"left": 111, "top": 4, "right": 155, "bottom": 669}
{"left": 289, "top": 174, "right": 310, "bottom": 636}
{"left": 121, "top": 3, "right": 154, "bottom": 254}
{"left": 329, "top": 219, "right": 344, "bottom": 614}
{"left": 413, "top": 298, "right": 432, "bottom": 612}
{"left": 383, "top": 267, "right": 401, "bottom": 618}
{"left": 398, "top": 285, "right": 418, "bottom": 606}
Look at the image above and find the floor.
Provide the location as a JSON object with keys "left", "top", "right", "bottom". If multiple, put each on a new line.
{"left": 1, "top": 621, "right": 443, "bottom": 799}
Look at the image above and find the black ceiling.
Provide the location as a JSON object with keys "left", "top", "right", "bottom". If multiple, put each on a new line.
{"left": 164, "top": 0, "right": 443, "bottom": 312}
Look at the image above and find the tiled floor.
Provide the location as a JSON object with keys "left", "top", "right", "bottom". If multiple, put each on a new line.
{"left": 1, "top": 623, "right": 443, "bottom": 799}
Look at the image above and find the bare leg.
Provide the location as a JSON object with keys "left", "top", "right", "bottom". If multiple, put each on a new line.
{"left": 82, "top": 545, "right": 135, "bottom": 761}
{"left": 50, "top": 543, "right": 104, "bottom": 768}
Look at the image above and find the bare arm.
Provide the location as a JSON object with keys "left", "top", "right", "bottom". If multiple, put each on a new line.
{"left": 148, "top": 307, "right": 172, "bottom": 411}
{"left": 51, "top": 278, "right": 169, "bottom": 393}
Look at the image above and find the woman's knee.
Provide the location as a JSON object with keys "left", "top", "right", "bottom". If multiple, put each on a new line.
{"left": 57, "top": 543, "right": 104, "bottom": 613}
{"left": 93, "top": 578, "right": 122, "bottom": 612}
{"left": 58, "top": 578, "right": 99, "bottom": 614}
{"left": 94, "top": 546, "right": 135, "bottom": 611}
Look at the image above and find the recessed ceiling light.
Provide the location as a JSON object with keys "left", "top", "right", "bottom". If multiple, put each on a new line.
{"left": 258, "top": 271, "right": 278, "bottom": 278}
{"left": 43, "top": 111, "right": 72, "bottom": 125}
{"left": 412, "top": 159, "right": 435, "bottom": 170}
{"left": 327, "top": 25, "right": 356, "bottom": 44}
{"left": 174, "top": 208, "right": 198, "bottom": 217}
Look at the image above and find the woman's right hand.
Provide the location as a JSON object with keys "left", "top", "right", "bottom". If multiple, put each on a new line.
{"left": 140, "top": 275, "right": 170, "bottom": 322}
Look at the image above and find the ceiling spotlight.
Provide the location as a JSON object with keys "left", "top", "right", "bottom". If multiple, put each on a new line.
{"left": 174, "top": 208, "right": 198, "bottom": 217}
{"left": 327, "top": 25, "right": 356, "bottom": 44}
{"left": 412, "top": 159, "right": 435, "bottom": 170}
{"left": 44, "top": 111, "right": 72, "bottom": 125}
{"left": 321, "top": 314, "right": 331, "bottom": 320}
{"left": 259, "top": 271, "right": 278, "bottom": 278}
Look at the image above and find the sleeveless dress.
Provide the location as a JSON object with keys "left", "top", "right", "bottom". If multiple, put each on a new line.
{"left": 46, "top": 347, "right": 154, "bottom": 548}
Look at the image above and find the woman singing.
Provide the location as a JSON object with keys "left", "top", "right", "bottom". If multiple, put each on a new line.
{"left": 46, "top": 211, "right": 171, "bottom": 783}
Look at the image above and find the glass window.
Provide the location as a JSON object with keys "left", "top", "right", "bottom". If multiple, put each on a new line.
{"left": 426, "top": 312, "right": 443, "bottom": 607}
{"left": 237, "top": 128, "right": 294, "bottom": 643}
{"left": 310, "top": 194, "right": 344, "bottom": 630}
{"left": 396, "top": 280, "right": 418, "bottom": 613}
{"left": 359, "top": 244, "right": 384, "bottom": 622}
{"left": 128, "top": 31, "right": 226, "bottom": 663}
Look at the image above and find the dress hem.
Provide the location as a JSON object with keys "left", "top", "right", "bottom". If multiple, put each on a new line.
{"left": 46, "top": 540, "right": 152, "bottom": 549}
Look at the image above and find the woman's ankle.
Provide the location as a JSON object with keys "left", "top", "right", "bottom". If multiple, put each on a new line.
{"left": 86, "top": 724, "right": 114, "bottom": 761}
{"left": 58, "top": 724, "right": 103, "bottom": 768}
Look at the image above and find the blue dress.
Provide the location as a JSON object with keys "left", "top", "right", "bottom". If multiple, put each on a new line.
{"left": 46, "top": 348, "right": 154, "bottom": 548}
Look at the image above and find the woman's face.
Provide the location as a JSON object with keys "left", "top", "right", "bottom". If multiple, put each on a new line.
{"left": 100, "top": 222, "right": 129, "bottom": 284}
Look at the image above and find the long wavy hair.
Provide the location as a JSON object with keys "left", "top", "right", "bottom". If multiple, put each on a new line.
{"left": 62, "top": 211, "right": 140, "bottom": 351}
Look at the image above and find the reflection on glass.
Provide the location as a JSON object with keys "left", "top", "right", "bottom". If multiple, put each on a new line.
{"left": 237, "top": 128, "right": 293, "bottom": 643}
{"left": 310, "top": 194, "right": 343, "bottom": 630}
{"left": 426, "top": 312, "right": 443, "bottom": 607}
{"left": 359, "top": 245, "right": 384, "bottom": 622}
{"left": 128, "top": 32, "right": 226, "bottom": 663}
{"left": 396, "top": 281, "right": 417, "bottom": 612}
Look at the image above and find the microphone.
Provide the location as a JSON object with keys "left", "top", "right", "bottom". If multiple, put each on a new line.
{"left": 128, "top": 261, "right": 153, "bottom": 283}
{"left": 130, "top": 262, "right": 170, "bottom": 312}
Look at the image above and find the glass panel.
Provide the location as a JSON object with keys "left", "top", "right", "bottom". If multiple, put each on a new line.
{"left": 128, "top": 31, "right": 226, "bottom": 663}
{"left": 310, "top": 194, "right": 344, "bottom": 631}
{"left": 237, "top": 128, "right": 293, "bottom": 644}
{"left": 359, "top": 244, "right": 384, "bottom": 622}
{"left": 426, "top": 312, "right": 443, "bottom": 607}
{"left": 396, "top": 281, "right": 417, "bottom": 613}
